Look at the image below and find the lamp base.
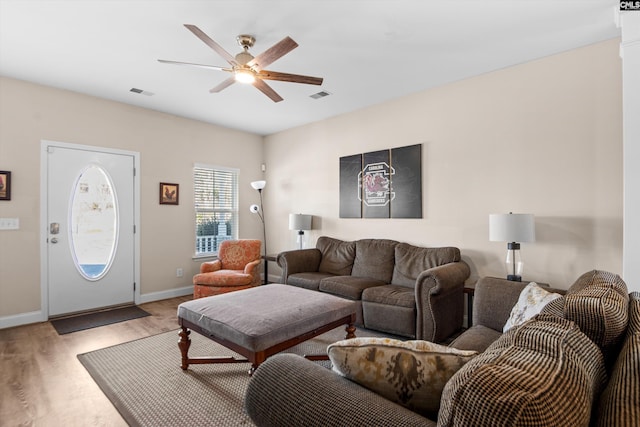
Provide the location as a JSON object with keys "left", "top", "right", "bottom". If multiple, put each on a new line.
{"left": 507, "top": 274, "right": 522, "bottom": 282}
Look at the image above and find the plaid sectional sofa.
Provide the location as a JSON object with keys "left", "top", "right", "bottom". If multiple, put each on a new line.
{"left": 245, "top": 270, "right": 639, "bottom": 426}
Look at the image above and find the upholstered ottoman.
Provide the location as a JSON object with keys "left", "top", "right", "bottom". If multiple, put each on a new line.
{"left": 177, "top": 284, "right": 357, "bottom": 374}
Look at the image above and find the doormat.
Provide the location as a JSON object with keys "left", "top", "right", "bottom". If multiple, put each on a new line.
{"left": 51, "top": 306, "right": 150, "bottom": 335}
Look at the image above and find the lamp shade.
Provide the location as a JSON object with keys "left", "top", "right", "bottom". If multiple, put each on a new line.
{"left": 289, "top": 214, "right": 312, "bottom": 231}
{"left": 489, "top": 213, "right": 535, "bottom": 243}
{"left": 250, "top": 180, "right": 266, "bottom": 190}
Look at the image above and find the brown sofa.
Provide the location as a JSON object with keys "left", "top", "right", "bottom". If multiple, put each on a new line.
{"left": 245, "top": 271, "right": 640, "bottom": 426}
{"left": 277, "top": 236, "right": 470, "bottom": 342}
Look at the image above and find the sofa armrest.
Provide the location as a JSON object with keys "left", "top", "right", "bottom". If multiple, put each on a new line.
{"left": 472, "top": 277, "right": 566, "bottom": 331}
{"left": 473, "top": 277, "right": 529, "bottom": 331}
{"left": 244, "top": 354, "right": 434, "bottom": 427}
{"left": 276, "top": 249, "right": 322, "bottom": 283}
{"left": 415, "top": 261, "right": 470, "bottom": 342}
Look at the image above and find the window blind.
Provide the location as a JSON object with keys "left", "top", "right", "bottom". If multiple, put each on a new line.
{"left": 194, "top": 165, "right": 239, "bottom": 255}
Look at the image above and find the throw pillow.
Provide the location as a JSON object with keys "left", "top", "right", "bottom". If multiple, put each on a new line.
{"left": 503, "top": 282, "right": 561, "bottom": 332}
{"left": 327, "top": 337, "right": 477, "bottom": 417}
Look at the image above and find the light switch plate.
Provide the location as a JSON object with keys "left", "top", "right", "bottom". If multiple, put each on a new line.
{"left": 0, "top": 218, "right": 19, "bottom": 230}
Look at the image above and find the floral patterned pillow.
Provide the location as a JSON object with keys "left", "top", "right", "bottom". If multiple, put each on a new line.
{"left": 503, "top": 282, "right": 562, "bottom": 332}
{"left": 327, "top": 338, "right": 477, "bottom": 417}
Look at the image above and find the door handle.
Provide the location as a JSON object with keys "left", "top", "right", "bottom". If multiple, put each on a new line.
{"left": 50, "top": 237, "right": 58, "bottom": 244}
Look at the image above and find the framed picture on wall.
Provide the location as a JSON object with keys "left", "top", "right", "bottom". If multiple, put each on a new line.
{"left": 159, "top": 182, "right": 179, "bottom": 205}
{"left": 0, "top": 171, "right": 11, "bottom": 201}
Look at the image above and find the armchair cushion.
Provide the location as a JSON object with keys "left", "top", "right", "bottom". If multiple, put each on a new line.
{"left": 328, "top": 337, "right": 477, "bottom": 418}
{"left": 218, "top": 239, "right": 262, "bottom": 270}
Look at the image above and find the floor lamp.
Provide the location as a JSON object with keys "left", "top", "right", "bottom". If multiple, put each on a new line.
{"left": 250, "top": 180, "right": 267, "bottom": 283}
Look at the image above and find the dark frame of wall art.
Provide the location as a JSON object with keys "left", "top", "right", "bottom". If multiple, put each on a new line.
{"left": 0, "top": 171, "right": 11, "bottom": 201}
{"left": 159, "top": 182, "right": 179, "bottom": 205}
{"left": 339, "top": 144, "right": 422, "bottom": 219}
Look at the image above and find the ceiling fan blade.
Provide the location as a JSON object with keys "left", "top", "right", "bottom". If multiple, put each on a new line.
{"left": 158, "top": 59, "right": 230, "bottom": 72}
{"left": 252, "top": 79, "right": 284, "bottom": 103}
{"left": 258, "top": 70, "right": 323, "bottom": 86}
{"left": 209, "top": 77, "right": 236, "bottom": 93}
{"left": 184, "top": 24, "right": 237, "bottom": 66}
{"left": 247, "top": 36, "right": 298, "bottom": 71}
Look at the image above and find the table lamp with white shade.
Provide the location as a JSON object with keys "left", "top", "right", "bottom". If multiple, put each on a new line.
{"left": 489, "top": 212, "right": 536, "bottom": 282}
{"left": 289, "top": 213, "right": 312, "bottom": 250}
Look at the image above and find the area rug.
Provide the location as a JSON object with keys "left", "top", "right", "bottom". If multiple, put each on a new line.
{"left": 78, "top": 326, "right": 390, "bottom": 426}
{"left": 51, "top": 306, "right": 150, "bottom": 335}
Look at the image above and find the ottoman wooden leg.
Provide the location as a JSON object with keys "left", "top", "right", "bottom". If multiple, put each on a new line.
{"left": 178, "top": 327, "right": 191, "bottom": 370}
{"left": 345, "top": 323, "right": 356, "bottom": 339}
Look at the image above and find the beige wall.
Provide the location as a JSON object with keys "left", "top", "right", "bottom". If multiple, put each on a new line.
{"left": 0, "top": 77, "right": 264, "bottom": 318}
{"left": 0, "top": 38, "right": 624, "bottom": 323}
{"left": 264, "top": 39, "right": 623, "bottom": 288}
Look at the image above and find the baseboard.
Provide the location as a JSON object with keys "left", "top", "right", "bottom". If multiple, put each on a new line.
{"left": 139, "top": 286, "right": 193, "bottom": 304}
{"left": 0, "top": 310, "right": 46, "bottom": 330}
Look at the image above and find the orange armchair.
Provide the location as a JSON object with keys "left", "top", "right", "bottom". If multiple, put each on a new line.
{"left": 192, "top": 239, "right": 262, "bottom": 299}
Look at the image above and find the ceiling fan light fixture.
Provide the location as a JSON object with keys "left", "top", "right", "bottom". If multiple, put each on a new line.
{"left": 235, "top": 68, "right": 256, "bottom": 84}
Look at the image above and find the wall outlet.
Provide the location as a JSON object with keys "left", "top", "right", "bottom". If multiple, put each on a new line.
{"left": 176, "top": 268, "right": 183, "bottom": 278}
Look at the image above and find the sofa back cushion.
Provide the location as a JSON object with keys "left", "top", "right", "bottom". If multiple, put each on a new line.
{"left": 563, "top": 270, "right": 629, "bottom": 362}
{"left": 391, "top": 243, "right": 461, "bottom": 287}
{"left": 595, "top": 292, "right": 640, "bottom": 427}
{"left": 439, "top": 314, "right": 606, "bottom": 427}
{"left": 351, "top": 239, "right": 397, "bottom": 283}
{"left": 317, "top": 236, "right": 356, "bottom": 276}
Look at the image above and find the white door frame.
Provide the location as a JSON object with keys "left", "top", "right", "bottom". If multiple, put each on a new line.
{"left": 39, "top": 140, "right": 141, "bottom": 319}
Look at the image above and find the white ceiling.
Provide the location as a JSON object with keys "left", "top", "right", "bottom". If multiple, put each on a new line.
{"left": 0, "top": 1, "right": 620, "bottom": 136}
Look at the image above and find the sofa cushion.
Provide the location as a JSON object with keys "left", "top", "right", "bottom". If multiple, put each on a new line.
{"left": 362, "top": 284, "right": 416, "bottom": 308}
{"left": 328, "top": 337, "right": 477, "bottom": 418}
{"left": 362, "top": 285, "right": 417, "bottom": 338}
{"left": 439, "top": 314, "right": 607, "bottom": 427}
{"left": 287, "top": 272, "right": 336, "bottom": 291}
{"left": 391, "top": 244, "right": 460, "bottom": 287}
{"left": 503, "top": 282, "right": 562, "bottom": 332}
{"left": 596, "top": 292, "right": 640, "bottom": 427}
{"left": 351, "top": 239, "right": 397, "bottom": 283}
{"left": 317, "top": 236, "right": 356, "bottom": 276}
{"left": 448, "top": 325, "right": 503, "bottom": 353}
{"left": 319, "top": 276, "right": 387, "bottom": 300}
{"left": 564, "top": 270, "right": 629, "bottom": 360}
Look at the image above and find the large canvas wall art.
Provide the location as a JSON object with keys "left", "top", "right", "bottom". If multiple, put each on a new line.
{"left": 339, "top": 144, "right": 422, "bottom": 219}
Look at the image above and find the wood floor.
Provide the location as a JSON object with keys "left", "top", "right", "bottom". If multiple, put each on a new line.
{"left": 0, "top": 296, "right": 192, "bottom": 427}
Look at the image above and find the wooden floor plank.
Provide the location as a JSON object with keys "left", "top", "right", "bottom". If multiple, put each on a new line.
{"left": 0, "top": 296, "right": 191, "bottom": 426}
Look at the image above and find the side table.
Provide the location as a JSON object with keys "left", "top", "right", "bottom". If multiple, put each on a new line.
{"left": 463, "top": 282, "right": 476, "bottom": 328}
{"left": 262, "top": 254, "right": 277, "bottom": 284}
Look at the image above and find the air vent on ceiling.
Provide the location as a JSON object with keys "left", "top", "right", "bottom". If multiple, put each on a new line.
{"left": 310, "top": 90, "right": 331, "bottom": 100}
{"left": 129, "top": 88, "right": 155, "bottom": 96}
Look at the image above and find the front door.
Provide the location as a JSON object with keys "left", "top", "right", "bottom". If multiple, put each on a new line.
{"left": 45, "top": 142, "right": 136, "bottom": 316}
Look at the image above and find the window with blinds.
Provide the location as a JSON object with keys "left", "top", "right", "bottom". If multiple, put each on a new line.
{"left": 194, "top": 164, "right": 239, "bottom": 256}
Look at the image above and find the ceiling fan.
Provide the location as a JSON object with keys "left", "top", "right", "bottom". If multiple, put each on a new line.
{"left": 158, "top": 24, "right": 324, "bottom": 103}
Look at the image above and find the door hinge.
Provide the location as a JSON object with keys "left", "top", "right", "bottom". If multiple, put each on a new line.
{"left": 133, "top": 282, "right": 136, "bottom": 291}
{"left": 133, "top": 224, "right": 136, "bottom": 234}
{"left": 133, "top": 167, "right": 136, "bottom": 177}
